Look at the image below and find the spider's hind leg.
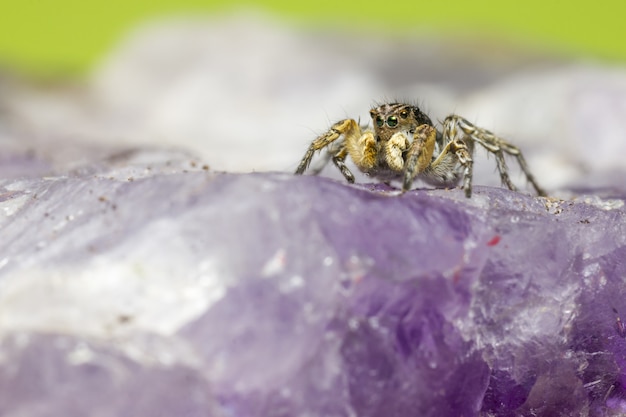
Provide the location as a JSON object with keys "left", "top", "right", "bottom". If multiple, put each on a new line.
{"left": 490, "top": 149, "right": 517, "bottom": 192}
{"left": 419, "top": 134, "right": 474, "bottom": 197}
{"left": 499, "top": 142, "right": 547, "bottom": 196}
{"left": 444, "top": 115, "right": 546, "bottom": 197}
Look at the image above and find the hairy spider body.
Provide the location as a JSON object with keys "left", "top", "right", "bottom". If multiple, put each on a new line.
{"left": 295, "top": 102, "right": 546, "bottom": 198}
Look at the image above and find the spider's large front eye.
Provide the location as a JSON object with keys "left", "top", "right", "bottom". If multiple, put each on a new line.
{"left": 386, "top": 116, "right": 398, "bottom": 127}
{"left": 375, "top": 116, "right": 384, "bottom": 127}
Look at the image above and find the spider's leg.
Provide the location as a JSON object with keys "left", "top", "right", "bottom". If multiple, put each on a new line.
{"left": 456, "top": 127, "right": 517, "bottom": 191}
{"left": 308, "top": 150, "right": 332, "bottom": 175}
{"left": 431, "top": 138, "right": 474, "bottom": 197}
{"left": 421, "top": 133, "right": 474, "bottom": 197}
{"left": 499, "top": 143, "right": 547, "bottom": 197}
{"left": 430, "top": 116, "right": 475, "bottom": 197}
{"left": 295, "top": 119, "right": 361, "bottom": 175}
{"left": 444, "top": 115, "right": 546, "bottom": 196}
{"left": 402, "top": 124, "right": 437, "bottom": 191}
{"left": 454, "top": 141, "right": 474, "bottom": 198}
{"left": 493, "top": 150, "right": 517, "bottom": 191}
{"left": 332, "top": 145, "right": 356, "bottom": 183}
{"left": 309, "top": 139, "right": 344, "bottom": 175}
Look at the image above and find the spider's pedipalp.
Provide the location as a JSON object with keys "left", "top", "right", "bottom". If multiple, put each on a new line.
{"left": 345, "top": 130, "right": 378, "bottom": 172}
{"left": 384, "top": 132, "right": 410, "bottom": 172}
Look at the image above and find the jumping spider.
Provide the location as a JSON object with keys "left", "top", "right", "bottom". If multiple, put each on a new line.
{"left": 295, "top": 102, "right": 546, "bottom": 198}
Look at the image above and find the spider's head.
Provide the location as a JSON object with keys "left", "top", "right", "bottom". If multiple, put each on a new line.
{"left": 370, "top": 103, "right": 433, "bottom": 142}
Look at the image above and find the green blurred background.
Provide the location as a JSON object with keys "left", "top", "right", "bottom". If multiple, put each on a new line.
{"left": 0, "top": 0, "right": 624, "bottom": 76}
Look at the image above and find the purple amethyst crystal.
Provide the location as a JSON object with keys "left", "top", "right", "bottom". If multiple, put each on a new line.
{"left": 0, "top": 151, "right": 624, "bottom": 416}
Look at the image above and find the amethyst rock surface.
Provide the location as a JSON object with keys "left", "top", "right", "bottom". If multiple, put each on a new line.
{"left": 0, "top": 148, "right": 625, "bottom": 416}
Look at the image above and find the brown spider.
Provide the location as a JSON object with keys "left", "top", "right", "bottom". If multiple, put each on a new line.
{"left": 295, "top": 102, "right": 546, "bottom": 198}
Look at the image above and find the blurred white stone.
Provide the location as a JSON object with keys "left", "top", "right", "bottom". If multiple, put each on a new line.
{"left": 457, "top": 66, "right": 626, "bottom": 188}
{"left": 1, "top": 13, "right": 625, "bottom": 189}
{"left": 88, "top": 14, "right": 384, "bottom": 172}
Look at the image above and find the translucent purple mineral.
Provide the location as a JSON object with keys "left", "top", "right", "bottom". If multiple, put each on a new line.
{"left": 0, "top": 148, "right": 625, "bottom": 416}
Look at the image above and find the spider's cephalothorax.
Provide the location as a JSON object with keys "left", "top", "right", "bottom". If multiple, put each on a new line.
{"left": 295, "top": 102, "right": 545, "bottom": 198}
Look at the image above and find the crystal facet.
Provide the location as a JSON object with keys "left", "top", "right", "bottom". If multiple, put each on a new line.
{"left": 0, "top": 155, "right": 625, "bottom": 415}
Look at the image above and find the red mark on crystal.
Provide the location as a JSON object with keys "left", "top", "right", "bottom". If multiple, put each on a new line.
{"left": 487, "top": 235, "right": 501, "bottom": 246}
{"left": 452, "top": 269, "right": 462, "bottom": 285}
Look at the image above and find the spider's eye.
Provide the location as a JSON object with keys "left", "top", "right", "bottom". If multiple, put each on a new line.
{"left": 386, "top": 116, "right": 398, "bottom": 127}
{"left": 400, "top": 111, "right": 408, "bottom": 119}
{"left": 375, "top": 116, "right": 384, "bottom": 127}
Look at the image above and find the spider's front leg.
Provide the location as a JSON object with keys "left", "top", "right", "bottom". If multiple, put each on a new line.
{"left": 402, "top": 124, "right": 437, "bottom": 191}
{"left": 295, "top": 118, "right": 363, "bottom": 183}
